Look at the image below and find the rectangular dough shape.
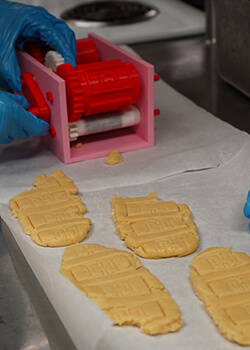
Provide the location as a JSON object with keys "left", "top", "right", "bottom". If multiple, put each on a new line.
{"left": 17, "top": 197, "right": 87, "bottom": 235}
{"left": 190, "top": 247, "right": 250, "bottom": 345}
{"left": 9, "top": 170, "right": 91, "bottom": 247}
{"left": 111, "top": 193, "right": 198, "bottom": 258}
{"left": 60, "top": 243, "right": 183, "bottom": 335}
{"left": 31, "top": 217, "right": 91, "bottom": 247}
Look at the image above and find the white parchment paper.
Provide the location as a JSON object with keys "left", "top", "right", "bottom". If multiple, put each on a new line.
{"left": 1, "top": 76, "right": 250, "bottom": 349}
{"left": 0, "top": 78, "right": 247, "bottom": 201}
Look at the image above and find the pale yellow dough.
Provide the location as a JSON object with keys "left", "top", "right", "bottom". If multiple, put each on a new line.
{"left": 60, "top": 243, "right": 183, "bottom": 335}
{"left": 190, "top": 247, "right": 250, "bottom": 345}
{"left": 105, "top": 148, "right": 123, "bottom": 165}
{"left": 9, "top": 170, "right": 91, "bottom": 247}
{"left": 110, "top": 192, "right": 198, "bottom": 258}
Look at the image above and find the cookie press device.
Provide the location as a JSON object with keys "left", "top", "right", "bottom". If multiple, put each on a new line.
{"left": 17, "top": 34, "right": 159, "bottom": 164}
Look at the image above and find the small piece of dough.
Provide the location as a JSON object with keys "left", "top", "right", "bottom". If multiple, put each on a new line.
{"left": 105, "top": 149, "right": 123, "bottom": 165}
{"left": 60, "top": 243, "right": 183, "bottom": 335}
{"left": 110, "top": 193, "right": 198, "bottom": 258}
{"left": 190, "top": 247, "right": 250, "bottom": 345}
{"left": 9, "top": 170, "right": 91, "bottom": 247}
{"left": 75, "top": 142, "right": 82, "bottom": 149}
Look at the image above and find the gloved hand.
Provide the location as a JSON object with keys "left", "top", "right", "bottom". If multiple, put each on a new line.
{"left": 244, "top": 190, "right": 250, "bottom": 230}
{"left": 0, "top": 1, "right": 76, "bottom": 92}
{"left": 0, "top": 91, "right": 49, "bottom": 143}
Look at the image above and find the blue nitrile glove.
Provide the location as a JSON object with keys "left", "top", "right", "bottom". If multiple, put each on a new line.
{"left": 0, "top": 91, "right": 49, "bottom": 143}
{"left": 244, "top": 190, "right": 250, "bottom": 230}
{"left": 0, "top": 1, "right": 76, "bottom": 92}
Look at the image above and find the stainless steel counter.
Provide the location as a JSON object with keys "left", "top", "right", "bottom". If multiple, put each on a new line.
{"left": 132, "top": 36, "right": 250, "bottom": 134}
{"left": 1, "top": 35, "right": 249, "bottom": 350}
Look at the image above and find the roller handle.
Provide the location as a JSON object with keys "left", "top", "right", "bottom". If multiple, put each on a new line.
{"left": 20, "top": 72, "right": 50, "bottom": 122}
{"left": 20, "top": 72, "right": 55, "bottom": 137}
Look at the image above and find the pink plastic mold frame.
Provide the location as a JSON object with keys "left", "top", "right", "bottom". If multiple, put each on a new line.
{"left": 17, "top": 33, "right": 155, "bottom": 164}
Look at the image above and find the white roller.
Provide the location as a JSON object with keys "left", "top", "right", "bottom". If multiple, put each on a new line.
{"left": 69, "top": 105, "right": 140, "bottom": 141}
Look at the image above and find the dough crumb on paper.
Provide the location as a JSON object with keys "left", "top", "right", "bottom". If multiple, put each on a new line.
{"left": 105, "top": 148, "right": 123, "bottom": 165}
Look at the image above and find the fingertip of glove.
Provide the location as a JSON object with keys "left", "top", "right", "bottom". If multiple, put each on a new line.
{"left": 24, "top": 113, "right": 50, "bottom": 137}
{"left": 40, "top": 121, "right": 50, "bottom": 136}
{"left": 34, "top": 118, "right": 49, "bottom": 137}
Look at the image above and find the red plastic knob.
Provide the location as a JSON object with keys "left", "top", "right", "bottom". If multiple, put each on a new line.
{"left": 56, "top": 60, "right": 140, "bottom": 122}
{"left": 154, "top": 108, "right": 160, "bottom": 116}
{"left": 76, "top": 38, "right": 99, "bottom": 64}
{"left": 49, "top": 125, "right": 56, "bottom": 138}
{"left": 154, "top": 74, "right": 160, "bottom": 82}
{"left": 46, "top": 91, "right": 53, "bottom": 102}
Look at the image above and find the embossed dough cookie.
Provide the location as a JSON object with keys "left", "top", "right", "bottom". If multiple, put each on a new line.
{"left": 9, "top": 170, "right": 91, "bottom": 247}
{"left": 110, "top": 192, "right": 198, "bottom": 258}
{"left": 190, "top": 247, "right": 250, "bottom": 345}
{"left": 60, "top": 243, "right": 183, "bottom": 335}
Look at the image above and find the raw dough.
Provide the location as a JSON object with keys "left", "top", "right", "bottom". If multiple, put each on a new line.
{"left": 190, "top": 247, "right": 250, "bottom": 345}
{"left": 111, "top": 192, "right": 198, "bottom": 258}
{"left": 60, "top": 243, "right": 183, "bottom": 335}
{"left": 9, "top": 170, "right": 91, "bottom": 247}
{"left": 105, "top": 148, "right": 123, "bottom": 165}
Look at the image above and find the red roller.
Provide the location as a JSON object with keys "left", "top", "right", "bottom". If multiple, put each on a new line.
{"left": 56, "top": 59, "right": 140, "bottom": 122}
